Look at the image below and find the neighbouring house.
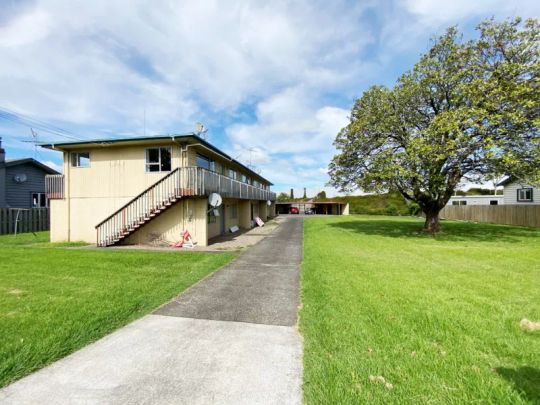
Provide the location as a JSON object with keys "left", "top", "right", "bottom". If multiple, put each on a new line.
{"left": 41, "top": 134, "right": 276, "bottom": 246}
{"left": 447, "top": 195, "right": 504, "bottom": 206}
{"left": 0, "top": 138, "right": 60, "bottom": 208}
{"left": 497, "top": 177, "right": 540, "bottom": 205}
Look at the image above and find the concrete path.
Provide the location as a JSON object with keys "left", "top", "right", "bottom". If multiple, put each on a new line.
{"left": 0, "top": 217, "right": 304, "bottom": 405}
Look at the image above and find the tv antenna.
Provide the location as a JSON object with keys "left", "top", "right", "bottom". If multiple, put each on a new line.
{"left": 195, "top": 122, "right": 208, "bottom": 140}
{"left": 247, "top": 147, "right": 256, "bottom": 168}
{"left": 21, "top": 128, "right": 40, "bottom": 159}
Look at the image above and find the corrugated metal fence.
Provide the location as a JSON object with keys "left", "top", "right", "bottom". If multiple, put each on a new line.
{"left": 441, "top": 205, "right": 540, "bottom": 228}
{"left": 0, "top": 208, "right": 50, "bottom": 235}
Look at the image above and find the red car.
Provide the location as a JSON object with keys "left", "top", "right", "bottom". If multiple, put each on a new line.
{"left": 289, "top": 207, "right": 299, "bottom": 214}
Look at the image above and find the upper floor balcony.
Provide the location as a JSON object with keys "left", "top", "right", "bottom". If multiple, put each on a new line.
{"left": 46, "top": 167, "right": 276, "bottom": 202}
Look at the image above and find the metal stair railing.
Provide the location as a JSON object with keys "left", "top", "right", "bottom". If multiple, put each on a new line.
{"left": 95, "top": 167, "right": 276, "bottom": 246}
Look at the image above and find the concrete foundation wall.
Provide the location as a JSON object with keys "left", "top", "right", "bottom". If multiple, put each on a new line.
{"left": 49, "top": 199, "right": 69, "bottom": 242}
{"left": 238, "top": 200, "right": 251, "bottom": 229}
{"left": 269, "top": 202, "right": 276, "bottom": 217}
{"left": 258, "top": 202, "right": 268, "bottom": 221}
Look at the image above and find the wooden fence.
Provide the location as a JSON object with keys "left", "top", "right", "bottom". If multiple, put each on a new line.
{"left": 440, "top": 205, "right": 540, "bottom": 228}
{"left": 0, "top": 208, "right": 50, "bottom": 235}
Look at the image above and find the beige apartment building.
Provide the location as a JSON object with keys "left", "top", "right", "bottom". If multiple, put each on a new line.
{"left": 43, "top": 134, "right": 276, "bottom": 247}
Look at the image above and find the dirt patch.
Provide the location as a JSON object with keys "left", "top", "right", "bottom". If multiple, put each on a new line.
{"left": 6, "top": 288, "right": 25, "bottom": 296}
{"left": 520, "top": 318, "right": 540, "bottom": 332}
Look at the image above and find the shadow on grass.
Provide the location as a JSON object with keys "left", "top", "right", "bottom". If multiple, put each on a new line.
{"left": 327, "top": 218, "right": 540, "bottom": 243}
{"left": 496, "top": 367, "right": 540, "bottom": 403}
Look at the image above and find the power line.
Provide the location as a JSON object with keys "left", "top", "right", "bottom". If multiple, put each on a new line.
{"left": 0, "top": 105, "right": 83, "bottom": 138}
{"left": 0, "top": 106, "right": 86, "bottom": 141}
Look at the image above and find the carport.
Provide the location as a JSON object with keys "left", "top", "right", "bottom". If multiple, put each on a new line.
{"left": 276, "top": 201, "right": 349, "bottom": 215}
{"left": 311, "top": 201, "right": 349, "bottom": 215}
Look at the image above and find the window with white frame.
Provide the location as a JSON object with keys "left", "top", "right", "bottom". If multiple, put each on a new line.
{"left": 146, "top": 147, "right": 171, "bottom": 172}
{"left": 32, "top": 193, "right": 47, "bottom": 208}
{"left": 229, "top": 169, "right": 236, "bottom": 180}
{"left": 196, "top": 153, "right": 215, "bottom": 171}
{"left": 517, "top": 188, "right": 533, "bottom": 202}
{"left": 71, "top": 152, "right": 90, "bottom": 167}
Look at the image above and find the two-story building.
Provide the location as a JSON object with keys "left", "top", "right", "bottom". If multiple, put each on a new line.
{"left": 42, "top": 134, "right": 276, "bottom": 247}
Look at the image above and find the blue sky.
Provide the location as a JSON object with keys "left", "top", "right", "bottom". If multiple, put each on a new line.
{"left": 0, "top": 0, "right": 538, "bottom": 196}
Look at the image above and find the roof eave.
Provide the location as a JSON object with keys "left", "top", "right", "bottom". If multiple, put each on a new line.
{"left": 39, "top": 134, "right": 273, "bottom": 185}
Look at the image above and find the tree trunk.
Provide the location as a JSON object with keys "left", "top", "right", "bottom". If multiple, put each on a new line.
{"left": 423, "top": 209, "right": 441, "bottom": 234}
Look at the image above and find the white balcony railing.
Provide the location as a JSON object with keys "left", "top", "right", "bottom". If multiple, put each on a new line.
{"left": 94, "top": 167, "right": 275, "bottom": 246}
{"left": 46, "top": 168, "right": 275, "bottom": 202}
{"left": 45, "top": 174, "right": 65, "bottom": 199}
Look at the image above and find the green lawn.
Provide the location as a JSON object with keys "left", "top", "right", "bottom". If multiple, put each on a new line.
{"left": 0, "top": 232, "right": 234, "bottom": 388}
{"left": 301, "top": 216, "right": 540, "bottom": 404}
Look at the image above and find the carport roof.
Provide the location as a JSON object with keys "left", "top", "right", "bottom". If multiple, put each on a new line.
{"left": 275, "top": 201, "right": 346, "bottom": 204}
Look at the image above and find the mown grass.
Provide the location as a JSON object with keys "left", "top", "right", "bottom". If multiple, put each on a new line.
{"left": 301, "top": 216, "right": 540, "bottom": 404}
{"left": 0, "top": 232, "right": 234, "bottom": 387}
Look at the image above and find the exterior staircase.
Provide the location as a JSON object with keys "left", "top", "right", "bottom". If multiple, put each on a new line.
{"left": 94, "top": 166, "right": 276, "bottom": 247}
{"left": 95, "top": 168, "right": 189, "bottom": 247}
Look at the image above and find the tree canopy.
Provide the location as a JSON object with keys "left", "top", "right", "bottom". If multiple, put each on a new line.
{"left": 329, "top": 18, "right": 539, "bottom": 233}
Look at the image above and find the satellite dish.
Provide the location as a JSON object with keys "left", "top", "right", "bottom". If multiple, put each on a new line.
{"left": 208, "top": 193, "right": 222, "bottom": 208}
{"left": 267, "top": 200, "right": 272, "bottom": 206}
{"left": 195, "top": 122, "right": 208, "bottom": 140}
{"left": 13, "top": 174, "right": 27, "bottom": 183}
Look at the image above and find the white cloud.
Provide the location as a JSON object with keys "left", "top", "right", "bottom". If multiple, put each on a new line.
{"left": 1, "top": 0, "right": 538, "bottom": 194}
{"left": 42, "top": 160, "right": 63, "bottom": 173}
{"left": 225, "top": 86, "right": 349, "bottom": 190}
{"left": 0, "top": 0, "right": 373, "bottom": 134}
{"left": 227, "top": 87, "right": 349, "bottom": 155}
{"left": 402, "top": 0, "right": 537, "bottom": 24}
{"left": 0, "top": 8, "right": 52, "bottom": 47}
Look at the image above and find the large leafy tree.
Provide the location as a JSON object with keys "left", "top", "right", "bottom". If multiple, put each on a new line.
{"left": 329, "top": 18, "right": 539, "bottom": 233}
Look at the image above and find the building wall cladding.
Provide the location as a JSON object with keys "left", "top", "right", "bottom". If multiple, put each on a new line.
{"left": 4, "top": 163, "right": 49, "bottom": 208}
{"left": 50, "top": 142, "right": 273, "bottom": 244}
{"left": 503, "top": 181, "right": 540, "bottom": 205}
{"left": 122, "top": 198, "right": 208, "bottom": 246}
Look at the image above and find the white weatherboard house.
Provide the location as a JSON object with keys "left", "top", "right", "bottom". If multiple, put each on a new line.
{"left": 447, "top": 195, "right": 504, "bottom": 206}
{"left": 497, "top": 177, "right": 540, "bottom": 205}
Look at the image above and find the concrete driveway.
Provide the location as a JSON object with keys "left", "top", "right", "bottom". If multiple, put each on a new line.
{"left": 0, "top": 216, "right": 304, "bottom": 405}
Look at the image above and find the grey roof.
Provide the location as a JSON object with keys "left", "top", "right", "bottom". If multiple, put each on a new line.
{"left": 40, "top": 134, "right": 272, "bottom": 185}
{"left": 3, "top": 158, "right": 59, "bottom": 174}
{"left": 496, "top": 176, "right": 515, "bottom": 186}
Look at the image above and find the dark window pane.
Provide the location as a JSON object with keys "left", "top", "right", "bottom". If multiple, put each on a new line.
{"left": 147, "top": 164, "right": 160, "bottom": 172}
{"left": 147, "top": 148, "right": 160, "bottom": 163}
{"left": 72, "top": 152, "right": 90, "bottom": 167}
{"left": 196, "top": 154, "right": 212, "bottom": 170}
{"left": 160, "top": 148, "right": 171, "bottom": 171}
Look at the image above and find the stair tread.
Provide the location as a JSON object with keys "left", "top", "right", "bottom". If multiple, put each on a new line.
{"left": 98, "top": 192, "right": 185, "bottom": 247}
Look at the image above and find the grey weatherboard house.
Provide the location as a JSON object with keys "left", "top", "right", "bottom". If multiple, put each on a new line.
{"left": 0, "top": 138, "right": 59, "bottom": 208}
{"left": 497, "top": 176, "right": 540, "bottom": 205}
